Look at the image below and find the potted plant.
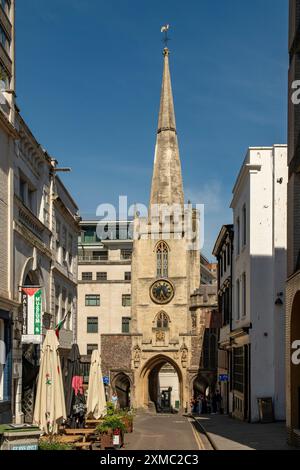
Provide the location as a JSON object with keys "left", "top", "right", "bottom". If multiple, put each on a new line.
{"left": 119, "top": 409, "right": 134, "bottom": 433}
{"left": 96, "top": 415, "right": 126, "bottom": 449}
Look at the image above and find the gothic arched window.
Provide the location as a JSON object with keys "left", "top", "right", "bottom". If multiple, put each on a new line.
{"left": 156, "top": 311, "right": 169, "bottom": 329}
{"left": 156, "top": 241, "right": 169, "bottom": 278}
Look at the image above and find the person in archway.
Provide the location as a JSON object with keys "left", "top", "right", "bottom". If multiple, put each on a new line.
{"left": 201, "top": 395, "right": 208, "bottom": 414}
{"left": 111, "top": 390, "right": 119, "bottom": 410}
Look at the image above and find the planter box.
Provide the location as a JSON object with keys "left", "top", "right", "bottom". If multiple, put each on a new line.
{"left": 0, "top": 429, "right": 41, "bottom": 451}
{"left": 121, "top": 418, "right": 133, "bottom": 433}
{"left": 100, "top": 431, "right": 113, "bottom": 449}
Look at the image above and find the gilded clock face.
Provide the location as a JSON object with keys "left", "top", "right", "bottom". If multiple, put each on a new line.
{"left": 150, "top": 279, "right": 174, "bottom": 304}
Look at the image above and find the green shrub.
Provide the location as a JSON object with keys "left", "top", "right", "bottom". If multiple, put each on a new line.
{"left": 106, "top": 402, "right": 115, "bottom": 416}
{"left": 96, "top": 415, "right": 125, "bottom": 434}
{"left": 39, "top": 437, "right": 73, "bottom": 451}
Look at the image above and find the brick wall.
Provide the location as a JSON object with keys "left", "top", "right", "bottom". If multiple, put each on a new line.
{"left": 101, "top": 334, "right": 133, "bottom": 377}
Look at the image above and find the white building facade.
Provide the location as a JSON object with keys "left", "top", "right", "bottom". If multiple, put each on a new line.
{"left": 77, "top": 221, "right": 132, "bottom": 357}
{"left": 230, "top": 145, "right": 287, "bottom": 422}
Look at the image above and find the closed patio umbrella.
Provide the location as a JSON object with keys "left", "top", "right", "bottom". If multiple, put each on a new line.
{"left": 64, "top": 343, "right": 85, "bottom": 428}
{"left": 86, "top": 349, "right": 106, "bottom": 419}
{"left": 64, "top": 343, "right": 81, "bottom": 416}
{"left": 33, "top": 330, "right": 66, "bottom": 434}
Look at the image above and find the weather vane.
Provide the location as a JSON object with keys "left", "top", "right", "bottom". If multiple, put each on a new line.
{"left": 161, "top": 24, "right": 170, "bottom": 48}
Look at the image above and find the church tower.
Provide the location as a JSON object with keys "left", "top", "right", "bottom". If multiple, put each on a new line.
{"left": 130, "top": 47, "right": 205, "bottom": 411}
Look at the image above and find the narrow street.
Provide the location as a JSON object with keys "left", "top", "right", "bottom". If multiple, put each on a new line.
{"left": 123, "top": 413, "right": 205, "bottom": 450}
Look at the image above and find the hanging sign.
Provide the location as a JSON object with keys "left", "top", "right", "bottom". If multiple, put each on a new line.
{"left": 21, "top": 287, "right": 43, "bottom": 344}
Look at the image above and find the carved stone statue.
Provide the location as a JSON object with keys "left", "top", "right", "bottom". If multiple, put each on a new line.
{"left": 156, "top": 331, "right": 165, "bottom": 342}
{"left": 180, "top": 342, "right": 188, "bottom": 368}
{"left": 133, "top": 346, "right": 141, "bottom": 368}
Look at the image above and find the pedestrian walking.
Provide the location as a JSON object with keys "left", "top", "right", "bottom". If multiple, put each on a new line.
{"left": 215, "top": 390, "right": 222, "bottom": 413}
{"left": 212, "top": 392, "right": 218, "bottom": 414}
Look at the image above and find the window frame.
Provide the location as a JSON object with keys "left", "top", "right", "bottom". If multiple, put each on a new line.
{"left": 87, "top": 316, "right": 98, "bottom": 334}
{"left": 122, "top": 317, "right": 131, "bottom": 334}
{"left": 85, "top": 294, "right": 100, "bottom": 307}
{"left": 82, "top": 272, "right": 93, "bottom": 281}
{"left": 122, "top": 294, "right": 131, "bottom": 307}
{"left": 97, "top": 272, "right": 107, "bottom": 281}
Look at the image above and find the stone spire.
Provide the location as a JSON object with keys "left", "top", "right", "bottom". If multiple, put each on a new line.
{"left": 149, "top": 48, "right": 184, "bottom": 210}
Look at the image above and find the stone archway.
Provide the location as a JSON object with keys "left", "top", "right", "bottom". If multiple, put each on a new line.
{"left": 290, "top": 291, "right": 300, "bottom": 430}
{"left": 112, "top": 373, "right": 131, "bottom": 409}
{"left": 139, "top": 355, "right": 183, "bottom": 412}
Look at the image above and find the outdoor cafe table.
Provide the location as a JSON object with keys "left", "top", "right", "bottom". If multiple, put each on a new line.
{"left": 64, "top": 428, "right": 97, "bottom": 442}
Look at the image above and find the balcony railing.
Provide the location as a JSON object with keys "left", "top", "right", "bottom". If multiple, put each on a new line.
{"left": 79, "top": 254, "right": 108, "bottom": 262}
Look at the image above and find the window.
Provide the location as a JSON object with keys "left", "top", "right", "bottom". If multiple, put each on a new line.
{"left": 156, "top": 311, "right": 169, "bottom": 329}
{"left": 56, "top": 220, "right": 61, "bottom": 262}
{"left": 62, "top": 226, "right": 67, "bottom": 261}
{"left": 61, "top": 288, "right": 66, "bottom": 325}
{"left": 122, "top": 294, "right": 131, "bottom": 307}
{"left": 242, "top": 272, "right": 246, "bottom": 317}
{"left": 0, "top": 317, "right": 11, "bottom": 402}
{"left": 223, "top": 288, "right": 230, "bottom": 326}
{"left": 19, "top": 178, "right": 26, "bottom": 205}
{"left": 68, "top": 234, "right": 73, "bottom": 267}
{"left": 1, "top": 0, "right": 11, "bottom": 17}
{"left": 156, "top": 241, "right": 168, "bottom": 277}
{"left": 67, "top": 295, "right": 72, "bottom": 330}
{"left": 122, "top": 317, "right": 130, "bottom": 333}
{"left": 236, "top": 217, "right": 240, "bottom": 255}
{"left": 87, "top": 344, "right": 98, "bottom": 355}
{"left": 0, "top": 319, "right": 4, "bottom": 401}
{"left": 121, "top": 249, "right": 132, "bottom": 260}
{"left": 82, "top": 272, "right": 93, "bottom": 281}
{"left": 236, "top": 279, "right": 240, "bottom": 320}
{"left": 85, "top": 295, "right": 100, "bottom": 306}
{"left": 55, "top": 285, "right": 60, "bottom": 325}
{"left": 87, "top": 317, "right": 98, "bottom": 333}
{"left": 227, "top": 243, "right": 230, "bottom": 267}
{"left": 203, "top": 329, "right": 217, "bottom": 369}
{"left": 233, "top": 347, "right": 244, "bottom": 393}
{"left": 97, "top": 272, "right": 107, "bottom": 281}
{"left": 83, "top": 226, "right": 97, "bottom": 243}
{"left": 223, "top": 249, "right": 227, "bottom": 272}
{"left": 0, "top": 63, "right": 9, "bottom": 89}
{"left": 0, "top": 24, "right": 10, "bottom": 54}
{"left": 242, "top": 204, "right": 247, "bottom": 247}
{"left": 124, "top": 272, "right": 131, "bottom": 281}
{"left": 28, "top": 187, "right": 36, "bottom": 213}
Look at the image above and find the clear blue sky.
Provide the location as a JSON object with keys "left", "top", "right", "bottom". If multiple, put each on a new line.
{"left": 16, "top": 0, "right": 288, "bottom": 259}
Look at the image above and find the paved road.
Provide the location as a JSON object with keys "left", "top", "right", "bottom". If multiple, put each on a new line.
{"left": 124, "top": 413, "right": 202, "bottom": 450}
{"left": 195, "top": 414, "right": 299, "bottom": 450}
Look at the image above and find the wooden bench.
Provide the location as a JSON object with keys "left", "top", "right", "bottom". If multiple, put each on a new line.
{"left": 57, "top": 435, "right": 82, "bottom": 444}
{"left": 74, "top": 442, "right": 93, "bottom": 450}
{"left": 64, "top": 429, "right": 95, "bottom": 437}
